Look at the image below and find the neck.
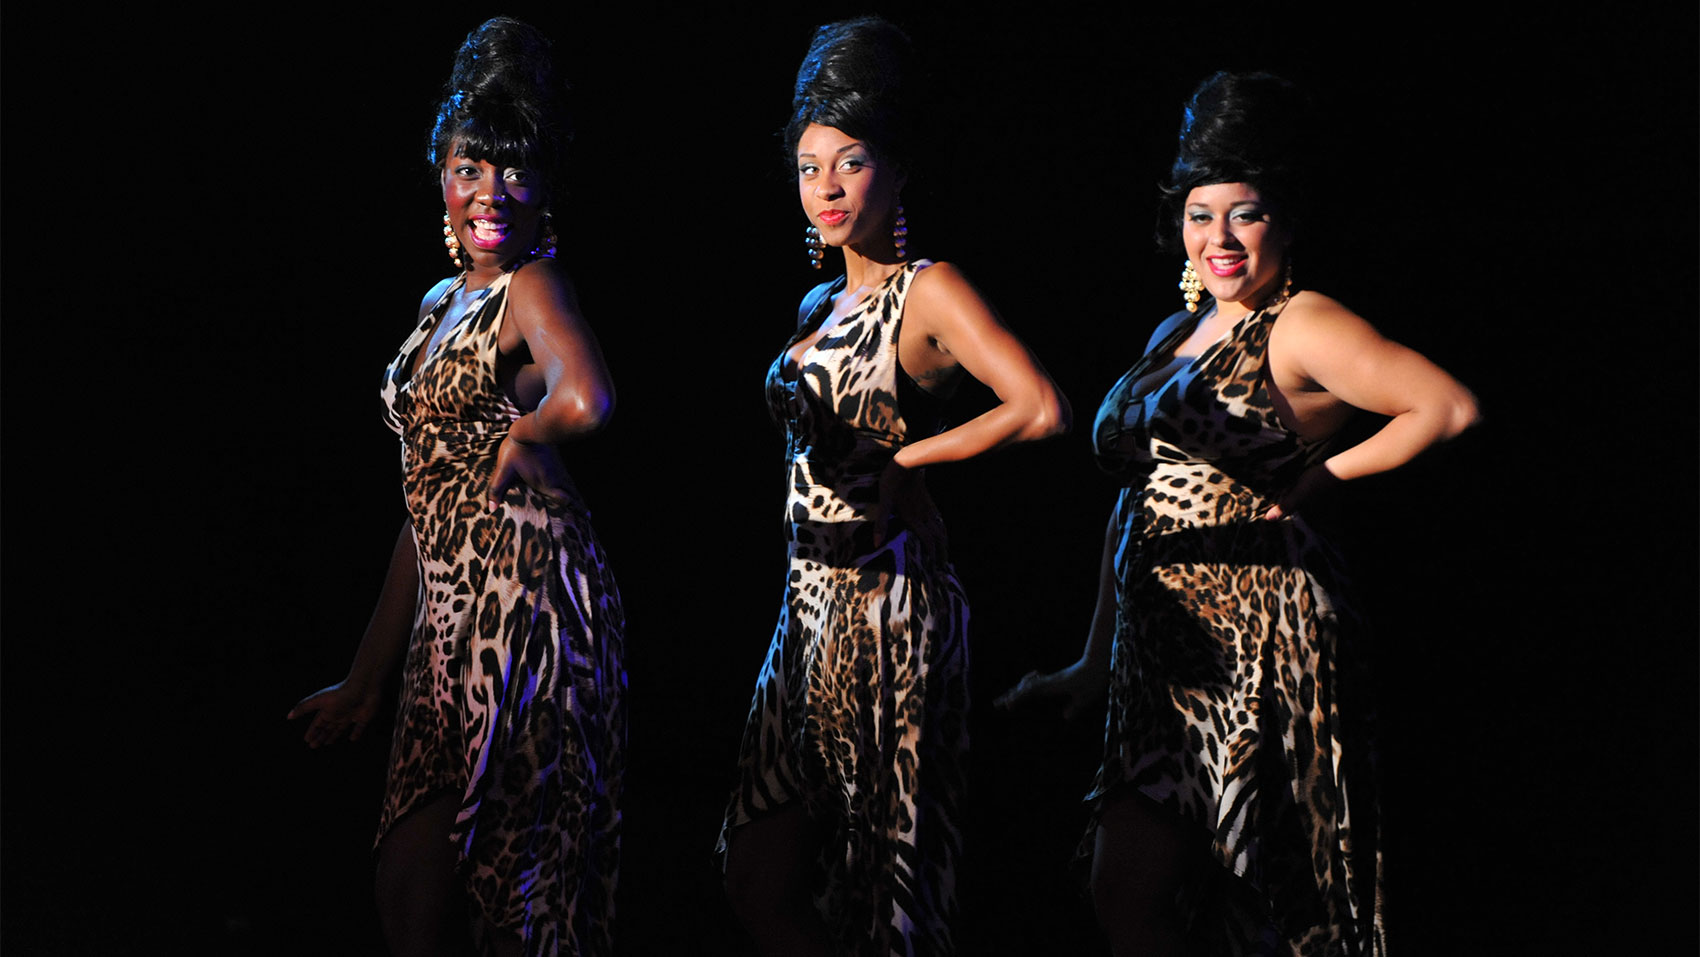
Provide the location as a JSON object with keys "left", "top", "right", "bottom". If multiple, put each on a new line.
{"left": 839, "top": 241, "right": 906, "bottom": 294}
{"left": 1215, "top": 272, "right": 1290, "bottom": 321}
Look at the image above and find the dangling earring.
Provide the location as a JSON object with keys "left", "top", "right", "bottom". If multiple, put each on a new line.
{"left": 443, "top": 211, "right": 463, "bottom": 269}
{"left": 892, "top": 204, "right": 908, "bottom": 260}
{"left": 1179, "top": 259, "right": 1202, "bottom": 312}
{"left": 530, "top": 211, "right": 559, "bottom": 259}
{"left": 1271, "top": 260, "right": 1292, "bottom": 309}
{"left": 804, "top": 225, "right": 825, "bottom": 269}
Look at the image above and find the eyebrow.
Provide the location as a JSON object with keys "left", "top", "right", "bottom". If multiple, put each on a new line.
{"left": 796, "top": 142, "right": 870, "bottom": 159}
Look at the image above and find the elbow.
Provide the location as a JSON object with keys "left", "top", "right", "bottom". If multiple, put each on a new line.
{"left": 541, "top": 389, "right": 615, "bottom": 437}
{"left": 1024, "top": 389, "right": 1072, "bottom": 441}
{"left": 577, "top": 391, "right": 616, "bottom": 435}
{"left": 1443, "top": 388, "right": 1481, "bottom": 439}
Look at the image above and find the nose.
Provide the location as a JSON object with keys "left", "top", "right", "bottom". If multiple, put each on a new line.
{"left": 1209, "top": 217, "right": 1240, "bottom": 249}
{"left": 478, "top": 172, "right": 508, "bottom": 207}
{"left": 815, "top": 170, "right": 844, "bottom": 200}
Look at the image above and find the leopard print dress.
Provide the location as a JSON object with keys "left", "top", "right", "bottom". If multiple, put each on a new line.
{"left": 378, "top": 258, "right": 626, "bottom": 957}
{"left": 721, "top": 261, "right": 970, "bottom": 956}
{"left": 1090, "top": 299, "right": 1386, "bottom": 955}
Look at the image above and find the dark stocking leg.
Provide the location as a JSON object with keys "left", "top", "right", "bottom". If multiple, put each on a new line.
{"left": 1092, "top": 789, "right": 1207, "bottom": 957}
{"left": 724, "top": 804, "right": 836, "bottom": 957}
{"left": 376, "top": 791, "right": 471, "bottom": 957}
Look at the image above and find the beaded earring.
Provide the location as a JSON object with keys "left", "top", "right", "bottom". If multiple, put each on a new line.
{"left": 1271, "top": 261, "right": 1294, "bottom": 306}
{"left": 1179, "top": 260, "right": 1202, "bottom": 312}
{"left": 804, "top": 225, "right": 825, "bottom": 269}
{"left": 443, "top": 212, "right": 463, "bottom": 269}
{"left": 892, "top": 204, "right": 908, "bottom": 260}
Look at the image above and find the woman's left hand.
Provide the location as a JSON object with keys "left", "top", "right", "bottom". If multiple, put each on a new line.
{"left": 488, "top": 436, "right": 572, "bottom": 510}
{"left": 870, "top": 457, "right": 941, "bottom": 549}
{"left": 1264, "top": 462, "right": 1341, "bottom": 520}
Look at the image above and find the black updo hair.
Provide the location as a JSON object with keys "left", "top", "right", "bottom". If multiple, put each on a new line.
{"left": 428, "top": 18, "right": 571, "bottom": 197}
{"left": 783, "top": 17, "right": 916, "bottom": 171}
{"left": 1158, "top": 72, "right": 1317, "bottom": 254}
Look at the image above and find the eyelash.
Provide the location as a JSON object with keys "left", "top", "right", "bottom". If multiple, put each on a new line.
{"left": 453, "top": 166, "right": 532, "bottom": 183}
{"left": 1187, "top": 211, "right": 1264, "bottom": 225}
{"left": 797, "top": 158, "right": 868, "bottom": 176}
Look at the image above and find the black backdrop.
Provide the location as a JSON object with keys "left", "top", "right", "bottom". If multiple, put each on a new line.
{"left": 4, "top": 3, "right": 1694, "bottom": 954}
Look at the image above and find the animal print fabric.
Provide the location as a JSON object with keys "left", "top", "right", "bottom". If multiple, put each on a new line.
{"left": 1089, "top": 300, "right": 1386, "bottom": 955}
{"left": 721, "top": 261, "right": 970, "bottom": 956}
{"left": 378, "top": 259, "right": 626, "bottom": 957}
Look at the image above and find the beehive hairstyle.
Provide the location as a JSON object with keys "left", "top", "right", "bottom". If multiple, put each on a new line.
{"left": 1158, "top": 71, "right": 1316, "bottom": 253}
{"left": 427, "top": 17, "right": 571, "bottom": 195}
{"left": 783, "top": 16, "right": 916, "bottom": 170}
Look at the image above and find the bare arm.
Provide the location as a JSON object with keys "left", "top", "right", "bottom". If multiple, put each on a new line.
{"left": 489, "top": 260, "right": 616, "bottom": 506}
{"left": 345, "top": 521, "right": 419, "bottom": 689}
{"left": 500, "top": 259, "right": 616, "bottom": 442}
{"left": 1266, "top": 293, "right": 1479, "bottom": 515}
{"left": 290, "top": 521, "right": 419, "bottom": 747}
{"left": 891, "top": 263, "right": 1070, "bottom": 468}
{"left": 996, "top": 498, "right": 1120, "bottom": 717}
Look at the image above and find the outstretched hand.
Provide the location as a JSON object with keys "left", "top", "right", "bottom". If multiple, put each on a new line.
{"left": 994, "top": 658, "right": 1108, "bottom": 721}
{"left": 288, "top": 680, "right": 382, "bottom": 749}
{"left": 488, "top": 437, "right": 573, "bottom": 511}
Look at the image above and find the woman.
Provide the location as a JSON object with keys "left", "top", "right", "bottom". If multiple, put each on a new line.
{"left": 288, "top": 18, "right": 624, "bottom": 957}
{"left": 1000, "top": 72, "right": 1477, "bottom": 954}
{"left": 719, "top": 17, "right": 1069, "bottom": 957}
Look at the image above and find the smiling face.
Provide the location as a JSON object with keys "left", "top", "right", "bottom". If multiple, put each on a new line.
{"left": 796, "top": 123, "right": 903, "bottom": 255}
{"left": 1181, "top": 182, "right": 1289, "bottom": 311}
{"left": 442, "top": 149, "right": 547, "bottom": 275}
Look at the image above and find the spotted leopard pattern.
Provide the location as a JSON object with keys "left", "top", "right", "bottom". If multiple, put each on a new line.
{"left": 379, "top": 260, "right": 626, "bottom": 957}
{"left": 721, "top": 261, "right": 970, "bottom": 956}
{"left": 1089, "top": 300, "right": 1386, "bottom": 955}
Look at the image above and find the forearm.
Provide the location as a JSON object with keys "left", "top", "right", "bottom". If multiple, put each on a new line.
{"left": 345, "top": 522, "right": 420, "bottom": 689}
{"left": 1324, "top": 394, "right": 1478, "bottom": 482}
{"left": 891, "top": 389, "right": 1068, "bottom": 469}
{"left": 1079, "top": 503, "right": 1122, "bottom": 672}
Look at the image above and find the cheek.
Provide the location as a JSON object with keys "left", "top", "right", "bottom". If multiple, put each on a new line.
{"left": 1181, "top": 227, "right": 1205, "bottom": 259}
{"left": 514, "top": 182, "right": 546, "bottom": 205}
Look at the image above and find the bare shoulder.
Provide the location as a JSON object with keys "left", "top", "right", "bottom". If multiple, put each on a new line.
{"left": 906, "top": 259, "right": 978, "bottom": 305}
{"left": 1275, "top": 289, "right": 1373, "bottom": 333}
{"left": 506, "top": 257, "right": 577, "bottom": 304}
{"left": 904, "top": 261, "right": 994, "bottom": 328}
{"left": 416, "top": 276, "right": 457, "bottom": 322}
{"left": 1268, "top": 290, "right": 1400, "bottom": 391}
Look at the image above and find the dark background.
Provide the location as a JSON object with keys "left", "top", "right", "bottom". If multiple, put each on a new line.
{"left": 4, "top": 2, "right": 1694, "bottom": 954}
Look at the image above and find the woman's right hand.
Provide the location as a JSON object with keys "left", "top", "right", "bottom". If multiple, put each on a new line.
{"left": 994, "top": 657, "right": 1108, "bottom": 720}
{"left": 288, "top": 679, "right": 382, "bottom": 749}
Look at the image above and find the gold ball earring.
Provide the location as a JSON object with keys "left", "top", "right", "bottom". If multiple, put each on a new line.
{"left": 893, "top": 204, "right": 908, "bottom": 261}
{"left": 443, "top": 212, "right": 463, "bottom": 269}
{"left": 1179, "top": 260, "right": 1202, "bottom": 313}
{"left": 1274, "top": 261, "right": 1293, "bottom": 306}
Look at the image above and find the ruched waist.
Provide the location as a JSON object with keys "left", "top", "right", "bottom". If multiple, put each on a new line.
{"left": 400, "top": 417, "right": 508, "bottom": 470}
{"left": 786, "top": 481, "right": 876, "bottom": 525}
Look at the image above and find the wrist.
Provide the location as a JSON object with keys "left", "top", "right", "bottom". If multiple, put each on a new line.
{"left": 507, "top": 413, "right": 546, "bottom": 445}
